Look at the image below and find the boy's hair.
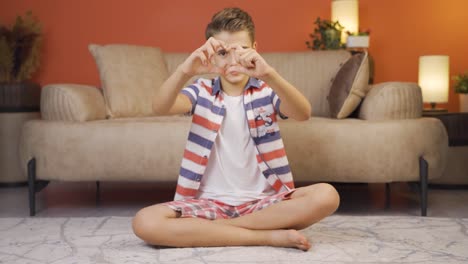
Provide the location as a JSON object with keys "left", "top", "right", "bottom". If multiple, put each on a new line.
{"left": 205, "top": 7, "right": 255, "bottom": 43}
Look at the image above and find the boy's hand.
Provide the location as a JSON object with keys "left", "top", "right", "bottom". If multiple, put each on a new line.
{"left": 179, "top": 37, "right": 227, "bottom": 76}
{"left": 228, "top": 44, "right": 274, "bottom": 79}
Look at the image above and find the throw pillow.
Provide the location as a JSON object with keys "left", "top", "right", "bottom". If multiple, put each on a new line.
{"left": 89, "top": 44, "right": 169, "bottom": 118}
{"left": 328, "top": 52, "right": 370, "bottom": 119}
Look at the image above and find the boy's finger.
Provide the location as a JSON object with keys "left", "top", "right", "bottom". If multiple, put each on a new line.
{"left": 196, "top": 50, "right": 208, "bottom": 65}
{"left": 208, "top": 37, "right": 228, "bottom": 51}
{"left": 233, "top": 45, "right": 251, "bottom": 62}
{"left": 198, "top": 44, "right": 213, "bottom": 57}
{"left": 203, "top": 44, "right": 215, "bottom": 59}
{"left": 239, "top": 50, "right": 256, "bottom": 68}
{"left": 230, "top": 43, "right": 244, "bottom": 50}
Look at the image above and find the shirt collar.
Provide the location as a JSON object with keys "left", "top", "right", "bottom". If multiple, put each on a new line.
{"left": 212, "top": 76, "right": 261, "bottom": 96}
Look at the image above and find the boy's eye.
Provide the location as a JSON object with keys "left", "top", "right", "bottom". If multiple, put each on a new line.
{"left": 217, "top": 49, "right": 227, "bottom": 56}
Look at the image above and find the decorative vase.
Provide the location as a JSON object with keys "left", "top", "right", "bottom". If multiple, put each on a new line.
{"left": 0, "top": 82, "right": 41, "bottom": 112}
{"left": 460, "top": 93, "right": 468, "bottom": 113}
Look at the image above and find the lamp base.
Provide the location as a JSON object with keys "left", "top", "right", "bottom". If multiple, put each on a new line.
{"left": 423, "top": 108, "right": 448, "bottom": 113}
{"left": 423, "top": 102, "right": 448, "bottom": 113}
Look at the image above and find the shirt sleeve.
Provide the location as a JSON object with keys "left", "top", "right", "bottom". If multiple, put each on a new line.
{"left": 180, "top": 80, "right": 200, "bottom": 116}
{"left": 271, "top": 90, "right": 288, "bottom": 120}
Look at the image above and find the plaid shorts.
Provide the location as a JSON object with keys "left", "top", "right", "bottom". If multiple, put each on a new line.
{"left": 162, "top": 189, "right": 296, "bottom": 220}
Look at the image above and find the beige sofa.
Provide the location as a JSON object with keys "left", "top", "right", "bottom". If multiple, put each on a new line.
{"left": 19, "top": 47, "right": 448, "bottom": 216}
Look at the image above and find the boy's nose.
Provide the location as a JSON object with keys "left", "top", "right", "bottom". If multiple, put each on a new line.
{"left": 228, "top": 52, "right": 238, "bottom": 65}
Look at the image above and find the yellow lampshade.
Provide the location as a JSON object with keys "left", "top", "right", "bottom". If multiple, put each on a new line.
{"left": 331, "top": 0, "right": 359, "bottom": 43}
{"left": 418, "top": 55, "right": 449, "bottom": 104}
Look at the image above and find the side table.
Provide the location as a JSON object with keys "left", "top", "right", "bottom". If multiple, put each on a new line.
{"left": 422, "top": 112, "right": 468, "bottom": 185}
{"left": 0, "top": 111, "right": 41, "bottom": 186}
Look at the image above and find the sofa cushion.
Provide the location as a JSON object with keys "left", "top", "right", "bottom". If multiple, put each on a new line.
{"left": 359, "top": 82, "right": 423, "bottom": 120}
{"left": 328, "top": 52, "right": 370, "bottom": 119}
{"left": 89, "top": 44, "right": 169, "bottom": 118}
{"left": 278, "top": 117, "right": 448, "bottom": 182}
{"left": 19, "top": 116, "right": 192, "bottom": 182}
{"left": 41, "top": 84, "right": 107, "bottom": 121}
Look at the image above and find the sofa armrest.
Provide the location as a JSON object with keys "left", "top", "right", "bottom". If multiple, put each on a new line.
{"left": 41, "top": 84, "right": 107, "bottom": 121}
{"left": 358, "top": 82, "right": 423, "bottom": 121}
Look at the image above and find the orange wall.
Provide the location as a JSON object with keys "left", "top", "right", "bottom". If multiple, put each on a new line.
{"left": 1, "top": 0, "right": 467, "bottom": 111}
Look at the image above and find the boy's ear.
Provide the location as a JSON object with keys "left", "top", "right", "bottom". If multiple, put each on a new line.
{"left": 253, "top": 41, "right": 258, "bottom": 50}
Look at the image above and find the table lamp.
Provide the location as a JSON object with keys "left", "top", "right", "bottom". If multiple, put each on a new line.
{"left": 418, "top": 55, "right": 449, "bottom": 112}
{"left": 331, "top": 0, "right": 359, "bottom": 43}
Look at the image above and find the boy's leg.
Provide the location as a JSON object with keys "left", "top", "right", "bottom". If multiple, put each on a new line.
{"left": 132, "top": 204, "right": 311, "bottom": 250}
{"left": 214, "top": 183, "right": 340, "bottom": 230}
{"left": 132, "top": 183, "right": 337, "bottom": 250}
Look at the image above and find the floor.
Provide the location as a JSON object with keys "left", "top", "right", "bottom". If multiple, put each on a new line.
{"left": 1, "top": 181, "right": 467, "bottom": 218}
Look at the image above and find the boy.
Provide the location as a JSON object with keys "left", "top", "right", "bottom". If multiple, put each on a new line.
{"left": 132, "top": 7, "right": 339, "bottom": 251}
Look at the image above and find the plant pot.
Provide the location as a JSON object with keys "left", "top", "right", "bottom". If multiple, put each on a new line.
{"left": 460, "top": 93, "right": 468, "bottom": 113}
{"left": 347, "top": 36, "right": 370, "bottom": 48}
{"left": 323, "top": 29, "right": 342, "bottom": 50}
{"left": 0, "top": 82, "right": 41, "bottom": 112}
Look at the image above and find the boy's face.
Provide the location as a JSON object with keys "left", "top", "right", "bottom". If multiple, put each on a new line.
{"left": 211, "top": 30, "right": 257, "bottom": 86}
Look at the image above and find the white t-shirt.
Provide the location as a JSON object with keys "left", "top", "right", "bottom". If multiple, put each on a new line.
{"left": 196, "top": 92, "right": 276, "bottom": 205}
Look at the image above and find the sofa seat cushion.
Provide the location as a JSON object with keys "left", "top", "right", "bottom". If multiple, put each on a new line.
{"left": 19, "top": 116, "right": 191, "bottom": 182}
{"left": 279, "top": 117, "right": 448, "bottom": 182}
{"left": 20, "top": 116, "right": 448, "bottom": 185}
{"left": 89, "top": 44, "right": 169, "bottom": 118}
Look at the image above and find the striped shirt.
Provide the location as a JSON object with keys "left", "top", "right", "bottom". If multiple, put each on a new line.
{"left": 175, "top": 76, "right": 295, "bottom": 201}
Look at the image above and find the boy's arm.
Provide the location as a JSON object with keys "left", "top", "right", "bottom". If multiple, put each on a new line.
{"left": 230, "top": 46, "right": 311, "bottom": 121}
{"left": 262, "top": 71, "right": 311, "bottom": 121}
{"left": 152, "top": 37, "right": 227, "bottom": 116}
{"left": 152, "top": 67, "right": 193, "bottom": 116}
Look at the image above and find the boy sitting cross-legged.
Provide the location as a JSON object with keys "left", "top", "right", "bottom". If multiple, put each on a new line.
{"left": 132, "top": 7, "right": 340, "bottom": 251}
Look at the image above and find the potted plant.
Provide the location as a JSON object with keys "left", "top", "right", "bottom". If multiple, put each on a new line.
{"left": 0, "top": 11, "right": 42, "bottom": 112}
{"left": 453, "top": 72, "right": 468, "bottom": 112}
{"left": 306, "top": 17, "right": 345, "bottom": 50}
{"left": 346, "top": 29, "right": 370, "bottom": 48}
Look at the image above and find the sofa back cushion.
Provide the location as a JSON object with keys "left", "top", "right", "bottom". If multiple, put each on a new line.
{"left": 41, "top": 84, "right": 107, "bottom": 121}
{"left": 328, "top": 52, "right": 370, "bottom": 119}
{"left": 89, "top": 44, "right": 169, "bottom": 118}
{"left": 164, "top": 50, "right": 351, "bottom": 117}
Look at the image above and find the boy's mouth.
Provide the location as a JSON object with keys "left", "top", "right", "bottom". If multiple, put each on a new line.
{"left": 225, "top": 66, "right": 240, "bottom": 76}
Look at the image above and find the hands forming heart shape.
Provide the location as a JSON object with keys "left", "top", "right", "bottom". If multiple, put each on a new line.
{"left": 181, "top": 37, "right": 272, "bottom": 79}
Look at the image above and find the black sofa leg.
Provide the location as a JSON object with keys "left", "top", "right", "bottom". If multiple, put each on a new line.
{"left": 28, "top": 158, "right": 36, "bottom": 216}
{"left": 419, "top": 157, "right": 428, "bottom": 216}
{"left": 27, "top": 158, "right": 50, "bottom": 216}
{"left": 96, "top": 181, "right": 100, "bottom": 206}
{"left": 385, "top": 183, "right": 391, "bottom": 209}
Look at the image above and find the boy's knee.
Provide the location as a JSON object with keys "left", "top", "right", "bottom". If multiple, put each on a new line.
{"left": 317, "top": 183, "right": 340, "bottom": 212}
{"left": 132, "top": 208, "right": 153, "bottom": 241}
{"left": 132, "top": 205, "right": 172, "bottom": 243}
{"left": 307, "top": 183, "right": 340, "bottom": 213}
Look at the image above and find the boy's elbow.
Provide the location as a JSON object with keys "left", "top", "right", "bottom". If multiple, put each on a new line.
{"left": 296, "top": 112, "right": 310, "bottom": 121}
{"left": 291, "top": 109, "right": 310, "bottom": 121}
{"left": 298, "top": 103, "right": 312, "bottom": 121}
{"left": 152, "top": 100, "right": 168, "bottom": 116}
{"left": 287, "top": 104, "right": 311, "bottom": 121}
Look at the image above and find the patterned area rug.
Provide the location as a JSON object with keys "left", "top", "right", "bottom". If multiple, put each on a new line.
{"left": 1, "top": 215, "right": 467, "bottom": 264}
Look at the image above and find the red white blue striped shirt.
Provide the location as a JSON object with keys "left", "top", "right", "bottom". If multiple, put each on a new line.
{"left": 175, "top": 77, "right": 295, "bottom": 201}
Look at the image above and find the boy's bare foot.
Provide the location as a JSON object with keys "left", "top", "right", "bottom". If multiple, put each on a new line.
{"left": 269, "top": 229, "right": 311, "bottom": 251}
